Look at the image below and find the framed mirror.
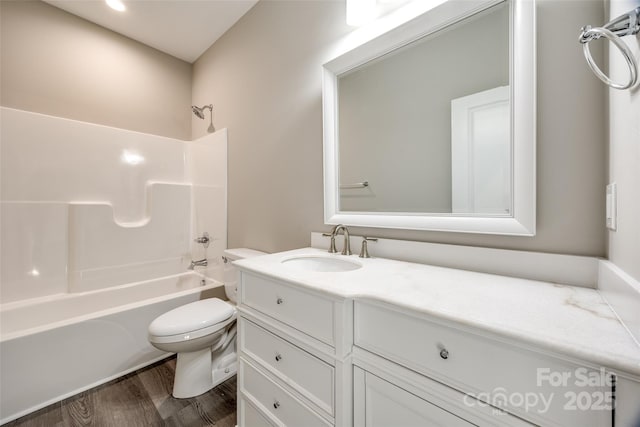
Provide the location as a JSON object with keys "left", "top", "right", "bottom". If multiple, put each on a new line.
{"left": 322, "top": 0, "right": 535, "bottom": 235}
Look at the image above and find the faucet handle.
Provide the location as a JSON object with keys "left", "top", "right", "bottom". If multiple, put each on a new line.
{"left": 322, "top": 233, "right": 338, "bottom": 253}
{"left": 359, "top": 237, "right": 378, "bottom": 258}
{"left": 194, "top": 232, "right": 210, "bottom": 248}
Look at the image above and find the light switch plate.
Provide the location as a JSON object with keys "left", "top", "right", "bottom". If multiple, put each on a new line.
{"left": 606, "top": 183, "right": 617, "bottom": 231}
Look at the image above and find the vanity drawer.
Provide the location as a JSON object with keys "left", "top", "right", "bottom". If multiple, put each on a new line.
{"left": 239, "top": 358, "right": 331, "bottom": 427}
{"left": 354, "top": 301, "right": 612, "bottom": 427}
{"left": 240, "top": 318, "right": 334, "bottom": 416}
{"left": 241, "top": 273, "right": 335, "bottom": 346}
{"left": 239, "top": 395, "right": 276, "bottom": 427}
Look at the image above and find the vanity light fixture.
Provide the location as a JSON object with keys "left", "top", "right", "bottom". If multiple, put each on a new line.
{"left": 106, "top": 0, "right": 126, "bottom": 12}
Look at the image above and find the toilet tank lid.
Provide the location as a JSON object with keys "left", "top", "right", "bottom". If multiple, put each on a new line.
{"left": 223, "top": 248, "right": 267, "bottom": 261}
{"left": 148, "top": 298, "right": 234, "bottom": 337}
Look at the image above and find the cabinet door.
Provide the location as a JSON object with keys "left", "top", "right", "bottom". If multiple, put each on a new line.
{"left": 354, "top": 367, "right": 474, "bottom": 427}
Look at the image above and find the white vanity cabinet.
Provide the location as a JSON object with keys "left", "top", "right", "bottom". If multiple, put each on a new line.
{"left": 234, "top": 248, "right": 640, "bottom": 427}
{"left": 237, "top": 271, "right": 350, "bottom": 427}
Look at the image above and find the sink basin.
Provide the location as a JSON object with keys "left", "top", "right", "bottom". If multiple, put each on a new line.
{"left": 281, "top": 256, "right": 362, "bottom": 272}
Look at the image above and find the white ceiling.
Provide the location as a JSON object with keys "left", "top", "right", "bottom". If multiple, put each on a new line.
{"left": 44, "top": 0, "right": 259, "bottom": 63}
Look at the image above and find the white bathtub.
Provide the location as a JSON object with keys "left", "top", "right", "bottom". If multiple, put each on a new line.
{"left": 0, "top": 271, "right": 225, "bottom": 425}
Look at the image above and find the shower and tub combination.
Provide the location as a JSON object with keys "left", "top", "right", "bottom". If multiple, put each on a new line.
{"left": 0, "top": 106, "right": 228, "bottom": 424}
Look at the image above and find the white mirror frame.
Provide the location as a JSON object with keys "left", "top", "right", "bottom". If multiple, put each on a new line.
{"left": 322, "top": 0, "right": 536, "bottom": 235}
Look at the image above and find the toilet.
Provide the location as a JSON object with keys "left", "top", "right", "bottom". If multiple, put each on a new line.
{"left": 148, "top": 248, "right": 265, "bottom": 398}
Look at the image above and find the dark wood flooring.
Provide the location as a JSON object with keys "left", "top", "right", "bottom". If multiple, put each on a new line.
{"left": 6, "top": 356, "right": 237, "bottom": 427}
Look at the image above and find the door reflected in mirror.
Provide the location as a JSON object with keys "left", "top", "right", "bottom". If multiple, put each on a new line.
{"left": 337, "top": 2, "right": 509, "bottom": 215}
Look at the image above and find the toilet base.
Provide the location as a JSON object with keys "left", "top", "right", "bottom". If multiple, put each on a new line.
{"left": 173, "top": 348, "right": 215, "bottom": 398}
{"left": 172, "top": 352, "right": 238, "bottom": 399}
{"left": 171, "top": 328, "right": 238, "bottom": 399}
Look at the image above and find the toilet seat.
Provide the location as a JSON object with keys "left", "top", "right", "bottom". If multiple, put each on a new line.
{"left": 148, "top": 298, "right": 235, "bottom": 344}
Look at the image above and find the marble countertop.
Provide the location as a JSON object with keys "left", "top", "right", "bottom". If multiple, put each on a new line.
{"left": 234, "top": 247, "right": 640, "bottom": 377}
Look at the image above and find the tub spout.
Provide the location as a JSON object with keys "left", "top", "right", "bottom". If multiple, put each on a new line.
{"left": 188, "top": 258, "right": 208, "bottom": 270}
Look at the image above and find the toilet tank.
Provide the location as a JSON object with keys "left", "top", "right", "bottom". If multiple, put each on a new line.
{"left": 222, "top": 248, "right": 266, "bottom": 304}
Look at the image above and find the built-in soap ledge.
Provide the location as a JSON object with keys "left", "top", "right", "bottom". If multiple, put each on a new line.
{"left": 311, "top": 232, "right": 599, "bottom": 288}
{"left": 69, "top": 181, "right": 191, "bottom": 227}
{"left": 68, "top": 183, "right": 191, "bottom": 293}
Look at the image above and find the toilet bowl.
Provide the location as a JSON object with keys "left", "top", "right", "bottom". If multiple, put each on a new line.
{"left": 147, "top": 248, "right": 265, "bottom": 398}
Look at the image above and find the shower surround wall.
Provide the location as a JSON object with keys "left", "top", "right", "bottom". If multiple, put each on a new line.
{"left": 0, "top": 107, "right": 228, "bottom": 303}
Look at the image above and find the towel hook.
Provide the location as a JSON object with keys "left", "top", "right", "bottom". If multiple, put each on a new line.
{"left": 579, "top": 7, "right": 640, "bottom": 90}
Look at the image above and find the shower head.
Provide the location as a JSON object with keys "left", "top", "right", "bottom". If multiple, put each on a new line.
{"left": 191, "top": 104, "right": 215, "bottom": 133}
{"left": 192, "top": 106, "right": 205, "bottom": 119}
{"left": 191, "top": 104, "right": 212, "bottom": 120}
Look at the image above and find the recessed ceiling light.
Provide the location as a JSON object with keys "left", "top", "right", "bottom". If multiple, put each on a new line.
{"left": 106, "top": 0, "right": 126, "bottom": 12}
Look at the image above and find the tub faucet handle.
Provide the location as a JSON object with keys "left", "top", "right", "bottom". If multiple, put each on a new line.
{"left": 194, "top": 232, "right": 210, "bottom": 248}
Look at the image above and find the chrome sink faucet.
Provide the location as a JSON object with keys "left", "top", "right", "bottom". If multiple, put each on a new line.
{"left": 322, "top": 224, "right": 352, "bottom": 255}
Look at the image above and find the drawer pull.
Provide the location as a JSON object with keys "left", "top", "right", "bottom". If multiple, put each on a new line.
{"left": 440, "top": 348, "right": 449, "bottom": 360}
{"left": 273, "top": 401, "right": 280, "bottom": 409}
{"left": 275, "top": 353, "right": 282, "bottom": 362}
{"left": 276, "top": 297, "right": 284, "bottom": 305}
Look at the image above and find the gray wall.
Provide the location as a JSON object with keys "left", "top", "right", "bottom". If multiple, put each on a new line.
{"left": 0, "top": 0, "right": 192, "bottom": 140}
{"left": 192, "top": 0, "right": 352, "bottom": 253}
{"left": 193, "top": 0, "right": 607, "bottom": 257}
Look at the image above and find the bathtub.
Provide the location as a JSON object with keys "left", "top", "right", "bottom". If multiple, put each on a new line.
{"left": 0, "top": 271, "right": 225, "bottom": 425}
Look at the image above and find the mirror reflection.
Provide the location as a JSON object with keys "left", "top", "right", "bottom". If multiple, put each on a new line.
{"left": 338, "top": 2, "right": 510, "bottom": 215}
